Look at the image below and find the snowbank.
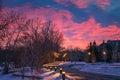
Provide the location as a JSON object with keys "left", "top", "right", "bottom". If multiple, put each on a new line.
{"left": 59, "top": 61, "right": 86, "bottom": 66}
{"left": 70, "top": 62, "right": 120, "bottom": 76}
{"left": 0, "top": 66, "right": 75, "bottom": 80}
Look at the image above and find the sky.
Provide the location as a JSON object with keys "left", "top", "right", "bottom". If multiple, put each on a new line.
{"left": 3, "top": 0, "right": 120, "bottom": 49}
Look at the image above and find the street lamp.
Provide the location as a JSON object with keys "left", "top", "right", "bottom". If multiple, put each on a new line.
{"left": 88, "top": 52, "right": 91, "bottom": 63}
{"left": 54, "top": 52, "right": 59, "bottom": 58}
{"left": 62, "top": 72, "right": 66, "bottom": 80}
{"left": 60, "top": 68, "right": 62, "bottom": 74}
{"left": 62, "top": 53, "right": 67, "bottom": 62}
{"left": 102, "top": 51, "right": 107, "bottom": 63}
{"left": 88, "top": 52, "right": 91, "bottom": 56}
{"left": 63, "top": 53, "right": 67, "bottom": 58}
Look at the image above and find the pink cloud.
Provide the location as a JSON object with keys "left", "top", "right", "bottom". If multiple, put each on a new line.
{"left": 3, "top": 5, "right": 120, "bottom": 49}
{"left": 55, "top": 0, "right": 110, "bottom": 9}
{"left": 96, "top": 0, "right": 110, "bottom": 10}
{"left": 63, "top": 17, "right": 120, "bottom": 49}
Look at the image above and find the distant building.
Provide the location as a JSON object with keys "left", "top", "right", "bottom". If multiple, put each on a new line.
{"left": 107, "top": 40, "right": 120, "bottom": 48}
{"left": 107, "top": 40, "right": 120, "bottom": 62}
{"left": 98, "top": 40, "right": 120, "bottom": 62}
{"left": 87, "top": 40, "right": 120, "bottom": 62}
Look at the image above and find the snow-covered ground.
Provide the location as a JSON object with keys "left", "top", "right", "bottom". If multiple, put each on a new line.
{"left": 0, "top": 67, "right": 74, "bottom": 80}
{"left": 0, "top": 73, "right": 29, "bottom": 80}
{"left": 1, "top": 61, "right": 120, "bottom": 80}
{"left": 59, "top": 62, "right": 86, "bottom": 66}
{"left": 60, "top": 62, "right": 120, "bottom": 76}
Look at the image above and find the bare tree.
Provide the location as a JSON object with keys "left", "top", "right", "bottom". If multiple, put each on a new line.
{"left": 0, "top": 11, "right": 27, "bottom": 74}
{"left": 20, "top": 20, "right": 63, "bottom": 72}
{"left": 39, "top": 21, "right": 63, "bottom": 64}
{"left": 2, "top": 16, "right": 63, "bottom": 74}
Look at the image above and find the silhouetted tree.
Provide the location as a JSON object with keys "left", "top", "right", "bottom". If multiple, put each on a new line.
{"left": 41, "top": 21, "right": 63, "bottom": 62}
{"left": 0, "top": 7, "right": 63, "bottom": 74}
{"left": 0, "top": 11, "right": 27, "bottom": 74}
{"left": 17, "top": 19, "right": 63, "bottom": 72}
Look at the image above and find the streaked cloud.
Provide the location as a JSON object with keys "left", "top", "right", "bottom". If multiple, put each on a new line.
{"left": 55, "top": 0, "right": 110, "bottom": 9}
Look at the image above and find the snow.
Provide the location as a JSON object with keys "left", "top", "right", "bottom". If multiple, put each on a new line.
{"left": 0, "top": 68, "right": 74, "bottom": 80}
{"left": 0, "top": 67, "right": 2, "bottom": 72}
{"left": 1, "top": 61, "right": 120, "bottom": 80}
{"left": 0, "top": 73, "right": 29, "bottom": 80}
{"left": 58, "top": 61, "right": 120, "bottom": 76}
{"left": 69, "top": 62, "right": 120, "bottom": 76}
{"left": 59, "top": 61, "right": 86, "bottom": 66}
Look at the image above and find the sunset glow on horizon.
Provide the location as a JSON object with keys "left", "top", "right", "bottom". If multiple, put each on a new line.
{"left": 3, "top": 0, "right": 120, "bottom": 49}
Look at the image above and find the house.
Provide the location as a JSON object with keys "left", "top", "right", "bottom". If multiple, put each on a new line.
{"left": 87, "top": 40, "right": 120, "bottom": 62}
